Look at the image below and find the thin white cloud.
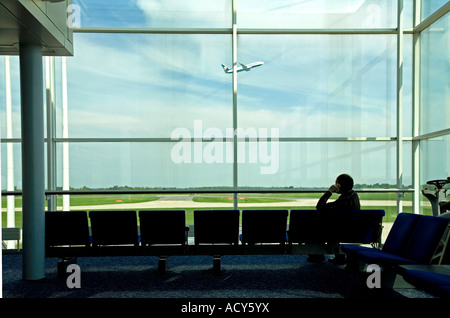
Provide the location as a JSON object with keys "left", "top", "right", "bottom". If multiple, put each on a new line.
{"left": 135, "top": 0, "right": 231, "bottom": 27}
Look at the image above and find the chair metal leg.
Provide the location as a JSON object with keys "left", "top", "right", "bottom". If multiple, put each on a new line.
{"left": 158, "top": 256, "right": 168, "bottom": 275}
{"left": 213, "top": 255, "right": 221, "bottom": 275}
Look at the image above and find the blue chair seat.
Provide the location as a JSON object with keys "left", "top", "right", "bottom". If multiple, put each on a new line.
{"left": 341, "top": 244, "right": 375, "bottom": 256}
{"left": 357, "top": 250, "right": 418, "bottom": 266}
{"left": 402, "top": 269, "right": 450, "bottom": 297}
{"left": 437, "top": 285, "right": 450, "bottom": 297}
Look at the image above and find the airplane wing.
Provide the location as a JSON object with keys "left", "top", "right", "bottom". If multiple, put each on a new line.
{"left": 239, "top": 62, "right": 249, "bottom": 70}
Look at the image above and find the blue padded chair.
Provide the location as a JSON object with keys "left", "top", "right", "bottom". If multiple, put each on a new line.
{"left": 357, "top": 215, "right": 449, "bottom": 267}
{"left": 139, "top": 210, "right": 187, "bottom": 246}
{"left": 241, "top": 210, "right": 288, "bottom": 245}
{"left": 45, "top": 211, "right": 91, "bottom": 248}
{"left": 401, "top": 269, "right": 450, "bottom": 297}
{"left": 342, "top": 212, "right": 421, "bottom": 265}
{"left": 89, "top": 210, "right": 139, "bottom": 247}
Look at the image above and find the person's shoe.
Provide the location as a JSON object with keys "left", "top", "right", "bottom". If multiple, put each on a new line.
{"left": 328, "top": 254, "right": 346, "bottom": 265}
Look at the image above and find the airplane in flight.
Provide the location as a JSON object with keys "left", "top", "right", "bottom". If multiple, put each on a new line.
{"left": 221, "top": 61, "right": 264, "bottom": 73}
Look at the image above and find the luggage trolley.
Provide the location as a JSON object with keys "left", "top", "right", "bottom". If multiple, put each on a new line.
{"left": 422, "top": 177, "right": 450, "bottom": 216}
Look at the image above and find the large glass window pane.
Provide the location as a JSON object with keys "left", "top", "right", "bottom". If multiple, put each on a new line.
{"left": 238, "top": 141, "right": 397, "bottom": 188}
{"left": 65, "top": 33, "right": 232, "bottom": 138}
{"left": 420, "top": 134, "right": 450, "bottom": 215}
{"left": 72, "top": 0, "right": 231, "bottom": 28}
{"left": 0, "top": 56, "right": 22, "bottom": 138}
{"left": 402, "top": 141, "right": 413, "bottom": 188}
{"left": 402, "top": 34, "right": 413, "bottom": 138}
{"left": 403, "top": 0, "right": 414, "bottom": 29}
{"left": 420, "top": 134, "right": 450, "bottom": 183}
{"left": 420, "top": 14, "right": 449, "bottom": 135}
{"left": 421, "top": 0, "right": 448, "bottom": 21}
{"left": 237, "top": 35, "right": 397, "bottom": 138}
{"left": 59, "top": 142, "right": 234, "bottom": 189}
{"left": 1, "top": 143, "right": 22, "bottom": 190}
{"left": 238, "top": 0, "right": 397, "bottom": 29}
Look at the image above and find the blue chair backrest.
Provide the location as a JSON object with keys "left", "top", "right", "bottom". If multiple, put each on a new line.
{"left": 401, "top": 215, "right": 449, "bottom": 263}
{"left": 382, "top": 213, "right": 421, "bottom": 254}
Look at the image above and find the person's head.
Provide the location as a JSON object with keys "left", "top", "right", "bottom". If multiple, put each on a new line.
{"left": 335, "top": 174, "right": 354, "bottom": 193}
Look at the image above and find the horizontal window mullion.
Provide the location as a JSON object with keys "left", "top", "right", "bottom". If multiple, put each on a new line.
{"left": 74, "top": 27, "right": 232, "bottom": 34}
{"left": 73, "top": 27, "right": 404, "bottom": 35}
{"left": 49, "top": 137, "right": 400, "bottom": 143}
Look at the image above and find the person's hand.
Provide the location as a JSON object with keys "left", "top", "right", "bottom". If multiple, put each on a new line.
{"left": 328, "top": 184, "right": 340, "bottom": 193}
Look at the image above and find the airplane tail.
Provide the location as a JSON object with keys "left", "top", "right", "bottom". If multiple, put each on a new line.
{"left": 221, "top": 64, "right": 231, "bottom": 73}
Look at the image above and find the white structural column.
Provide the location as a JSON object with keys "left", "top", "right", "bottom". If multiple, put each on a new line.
{"left": 62, "top": 57, "right": 70, "bottom": 211}
{"left": 412, "top": 0, "right": 421, "bottom": 214}
{"left": 20, "top": 43, "right": 46, "bottom": 280}
{"left": 396, "top": 0, "right": 404, "bottom": 214}
{"left": 232, "top": 0, "right": 238, "bottom": 210}
{"left": 46, "top": 56, "right": 57, "bottom": 212}
{"left": 5, "top": 57, "right": 15, "bottom": 248}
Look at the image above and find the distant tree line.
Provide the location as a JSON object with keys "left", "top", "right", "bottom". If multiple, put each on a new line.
{"left": 61, "top": 183, "right": 414, "bottom": 191}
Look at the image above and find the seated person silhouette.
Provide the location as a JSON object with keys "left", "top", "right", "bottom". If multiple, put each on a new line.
{"left": 307, "top": 174, "right": 361, "bottom": 263}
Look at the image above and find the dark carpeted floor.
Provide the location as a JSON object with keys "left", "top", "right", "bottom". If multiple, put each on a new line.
{"left": 3, "top": 253, "right": 434, "bottom": 299}
{"left": 4, "top": 253, "right": 445, "bottom": 315}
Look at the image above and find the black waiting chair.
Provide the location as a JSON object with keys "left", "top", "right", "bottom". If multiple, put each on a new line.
{"left": 194, "top": 209, "right": 240, "bottom": 274}
{"left": 194, "top": 210, "right": 240, "bottom": 246}
{"left": 45, "top": 211, "right": 91, "bottom": 248}
{"left": 241, "top": 210, "right": 288, "bottom": 246}
{"left": 324, "top": 209, "right": 385, "bottom": 246}
{"left": 89, "top": 210, "right": 139, "bottom": 247}
{"left": 139, "top": 210, "right": 187, "bottom": 246}
{"left": 139, "top": 210, "right": 188, "bottom": 274}
{"left": 288, "top": 210, "right": 326, "bottom": 245}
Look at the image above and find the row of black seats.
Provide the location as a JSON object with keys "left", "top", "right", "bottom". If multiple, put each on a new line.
{"left": 46, "top": 209, "right": 385, "bottom": 249}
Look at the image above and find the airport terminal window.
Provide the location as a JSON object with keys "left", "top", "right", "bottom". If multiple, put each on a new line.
{"left": 65, "top": 33, "right": 232, "bottom": 138}
{"left": 58, "top": 142, "right": 234, "bottom": 189}
{"left": 72, "top": 0, "right": 231, "bottom": 28}
{"left": 0, "top": 1, "right": 448, "bottom": 216}
{"left": 0, "top": 143, "right": 22, "bottom": 188}
{"left": 421, "top": 135, "right": 450, "bottom": 184}
{"left": 422, "top": 0, "right": 449, "bottom": 21}
{"left": 0, "top": 56, "right": 22, "bottom": 138}
{"left": 237, "top": 141, "right": 399, "bottom": 188}
{"left": 237, "top": 34, "right": 398, "bottom": 138}
{"left": 237, "top": 0, "right": 398, "bottom": 29}
{"left": 420, "top": 13, "right": 449, "bottom": 135}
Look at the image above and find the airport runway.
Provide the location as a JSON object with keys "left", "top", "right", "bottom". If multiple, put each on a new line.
{"left": 71, "top": 194, "right": 412, "bottom": 211}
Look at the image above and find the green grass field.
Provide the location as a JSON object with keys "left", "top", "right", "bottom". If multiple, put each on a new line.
{"left": 2, "top": 192, "right": 432, "bottom": 227}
